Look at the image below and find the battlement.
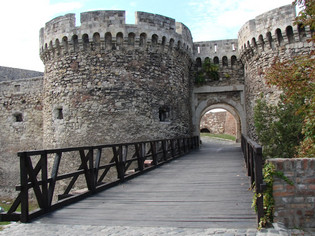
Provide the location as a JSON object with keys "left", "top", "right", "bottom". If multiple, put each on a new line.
{"left": 238, "top": 4, "right": 313, "bottom": 59}
{"left": 39, "top": 10, "right": 193, "bottom": 61}
{"left": 193, "top": 39, "right": 238, "bottom": 67}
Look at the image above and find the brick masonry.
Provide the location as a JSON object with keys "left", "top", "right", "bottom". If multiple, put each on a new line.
{"left": 267, "top": 158, "right": 315, "bottom": 228}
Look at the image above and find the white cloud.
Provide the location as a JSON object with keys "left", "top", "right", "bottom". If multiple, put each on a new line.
{"left": 188, "top": 0, "right": 293, "bottom": 41}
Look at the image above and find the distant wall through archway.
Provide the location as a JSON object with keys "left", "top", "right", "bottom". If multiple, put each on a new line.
{"left": 192, "top": 85, "right": 246, "bottom": 142}
{"left": 200, "top": 109, "right": 237, "bottom": 137}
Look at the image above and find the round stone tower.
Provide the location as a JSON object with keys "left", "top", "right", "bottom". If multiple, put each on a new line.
{"left": 39, "top": 10, "right": 194, "bottom": 148}
{"left": 238, "top": 4, "right": 314, "bottom": 139}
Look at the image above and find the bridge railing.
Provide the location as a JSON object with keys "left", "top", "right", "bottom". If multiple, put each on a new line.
{"left": 241, "top": 134, "right": 266, "bottom": 225}
{"left": 0, "top": 136, "right": 199, "bottom": 223}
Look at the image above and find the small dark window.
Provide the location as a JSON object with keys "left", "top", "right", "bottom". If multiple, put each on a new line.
{"left": 105, "top": 32, "right": 112, "bottom": 50}
{"left": 222, "top": 56, "right": 228, "bottom": 66}
{"left": 162, "top": 36, "right": 166, "bottom": 47}
{"left": 231, "top": 55, "right": 237, "bottom": 67}
{"left": 258, "top": 35, "right": 265, "bottom": 51}
{"left": 213, "top": 56, "right": 219, "bottom": 64}
{"left": 152, "top": 34, "right": 158, "bottom": 47}
{"left": 196, "top": 58, "right": 202, "bottom": 67}
{"left": 128, "top": 33, "right": 135, "bottom": 46}
{"left": 286, "top": 26, "right": 294, "bottom": 43}
{"left": 56, "top": 108, "right": 63, "bottom": 119}
{"left": 14, "top": 113, "right": 23, "bottom": 122}
{"left": 116, "top": 32, "right": 123, "bottom": 47}
{"left": 276, "top": 28, "right": 284, "bottom": 46}
{"left": 140, "top": 33, "right": 147, "bottom": 47}
{"left": 14, "top": 85, "right": 20, "bottom": 92}
{"left": 159, "top": 106, "right": 170, "bottom": 122}
{"left": 298, "top": 24, "right": 306, "bottom": 41}
{"left": 266, "top": 32, "right": 274, "bottom": 49}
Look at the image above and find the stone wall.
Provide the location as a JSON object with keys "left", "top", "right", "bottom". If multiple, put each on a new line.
{"left": 0, "top": 66, "right": 43, "bottom": 82}
{"left": 0, "top": 4, "right": 313, "bottom": 199}
{"left": 193, "top": 39, "right": 244, "bottom": 87}
{"left": 267, "top": 158, "right": 315, "bottom": 228}
{"left": 238, "top": 4, "right": 314, "bottom": 139}
{"left": 224, "top": 112, "right": 236, "bottom": 136}
{"left": 200, "top": 111, "right": 236, "bottom": 136}
{"left": 0, "top": 77, "right": 43, "bottom": 198}
{"left": 40, "top": 10, "right": 193, "bottom": 149}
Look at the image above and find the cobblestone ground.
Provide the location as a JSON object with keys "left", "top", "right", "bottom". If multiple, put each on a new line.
{"left": 1, "top": 223, "right": 314, "bottom": 236}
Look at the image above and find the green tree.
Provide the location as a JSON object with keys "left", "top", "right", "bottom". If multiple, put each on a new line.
{"left": 262, "top": 0, "right": 315, "bottom": 157}
{"left": 254, "top": 95, "right": 304, "bottom": 158}
{"left": 194, "top": 58, "right": 219, "bottom": 84}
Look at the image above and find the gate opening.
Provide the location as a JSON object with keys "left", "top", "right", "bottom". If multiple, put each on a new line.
{"left": 200, "top": 108, "right": 237, "bottom": 141}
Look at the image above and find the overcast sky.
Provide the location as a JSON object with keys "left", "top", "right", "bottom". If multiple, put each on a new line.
{"left": 0, "top": 0, "right": 293, "bottom": 72}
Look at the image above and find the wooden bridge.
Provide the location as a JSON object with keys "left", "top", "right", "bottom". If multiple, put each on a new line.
{"left": 1, "top": 135, "right": 265, "bottom": 228}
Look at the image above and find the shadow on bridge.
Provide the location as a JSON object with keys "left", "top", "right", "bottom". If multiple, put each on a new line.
{"left": 33, "top": 137, "right": 256, "bottom": 228}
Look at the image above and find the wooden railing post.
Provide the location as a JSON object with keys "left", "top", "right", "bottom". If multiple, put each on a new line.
{"left": 19, "top": 152, "right": 29, "bottom": 223}
{"left": 41, "top": 152, "right": 49, "bottom": 209}
{"left": 151, "top": 142, "right": 158, "bottom": 165}
{"left": 241, "top": 134, "right": 265, "bottom": 227}
{"left": 254, "top": 147, "right": 264, "bottom": 224}
{"left": 170, "top": 139, "right": 175, "bottom": 157}
{"left": 162, "top": 140, "right": 167, "bottom": 161}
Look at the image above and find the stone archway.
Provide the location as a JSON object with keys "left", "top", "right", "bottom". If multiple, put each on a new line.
{"left": 192, "top": 85, "right": 246, "bottom": 142}
{"left": 198, "top": 104, "right": 242, "bottom": 142}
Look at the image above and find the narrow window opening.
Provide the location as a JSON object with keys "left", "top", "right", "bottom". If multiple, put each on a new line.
{"left": 213, "top": 56, "right": 219, "bottom": 64}
{"left": 276, "top": 28, "right": 284, "bottom": 46}
{"left": 298, "top": 24, "right": 306, "bottom": 41}
{"left": 159, "top": 106, "right": 170, "bottom": 122}
{"left": 231, "top": 55, "right": 237, "bottom": 67}
{"left": 128, "top": 33, "right": 135, "bottom": 46}
{"left": 93, "top": 32, "right": 101, "bottom": 51}
{"left": 55, "top": 108, "right": 63, "bottom": 120}
{"left": 232, "top": 43, "right": 235, "bottom": 51}
{"left": 152, "top": 34, "right": 158, "bottom": 47}
{"left": 62, "top": 36, "right": 68, "bottom": 54}
{"left": 140, "top": 33, "right": 147, "bottom": 47}
{"left": 82, "top": 34, "right": 90, "bottom": 51}
{"left": 258, "top": 35, "right": 265, "bottom": 51}
{"left": 286, "top": 26, "right": 294, "bottom": 43}
{"left": 72, "top": 35, "right": 79, "bottom": 52}
{"left": 266, "top": 32, "right": 274, "bottom": 49}
{"left": 196, "top": 58, "right": 202, "bottom": 67}
{"left": 222, "top": 56, "right": 228, "bottom": 66}
{"left": 116, "top": 32, "right": 123, "bottom": 48}
{"left": 214, "top": 44, "right": 217, "bottom": 53}
{"left": 14, "top": 85, "right": 20, "bottom": 92}
{"left": 162, "top": 36, "right": 166, "bottom": 47}
{"left": 105, "top": 32, "right": 112, "bottom": 50}
{"left": 169, "top": 39, "right": 174, "bottom": 48}
{"left": 14, "top": 113, "right": 23, "bottom": 122}
{"left": 197, "top": 46, "right": 200, "bottom": 54}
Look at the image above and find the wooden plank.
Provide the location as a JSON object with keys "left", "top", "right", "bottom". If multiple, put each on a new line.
{"left": 34, "top": 140, "right": 256, "bottom": 228}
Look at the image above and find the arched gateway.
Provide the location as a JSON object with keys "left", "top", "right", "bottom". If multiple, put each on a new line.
{"left": 192, "top": 85, "right": 246, "bottom": 142}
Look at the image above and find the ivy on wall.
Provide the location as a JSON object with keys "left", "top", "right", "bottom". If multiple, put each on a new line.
{"left": 195, "top": 58, "right": 219, "bottom": 84}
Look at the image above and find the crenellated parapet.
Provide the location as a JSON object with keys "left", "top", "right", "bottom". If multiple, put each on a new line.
{"left": 193, "top": 39, "right": 239, "bottom": 68}
{"left": 238, "top": 4, "right": 314, "bottom": 140}
{"left": 39, "top": 10, "right": 193, "bottom": 63}
{"left": 238, "top": 4, "right": 313, "bottom": 61}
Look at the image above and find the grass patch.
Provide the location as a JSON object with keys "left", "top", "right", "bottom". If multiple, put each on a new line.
{"left": 0, "top": 200, "right": 14, "bottom": 228}
{"left": 0, "top": 199, "right": 39, "bottom": 230}
{"left": 200, "top": 133, "right": 236, "bottom": 141}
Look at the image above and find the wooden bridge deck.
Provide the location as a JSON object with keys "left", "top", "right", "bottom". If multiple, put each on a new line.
{"left": 34, "top": 138, "right": 257, "bottom": 228}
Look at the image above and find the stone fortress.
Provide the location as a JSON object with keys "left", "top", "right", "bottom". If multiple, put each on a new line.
{"left": 0, "top": 4, "right": 313, "bottom": 197}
